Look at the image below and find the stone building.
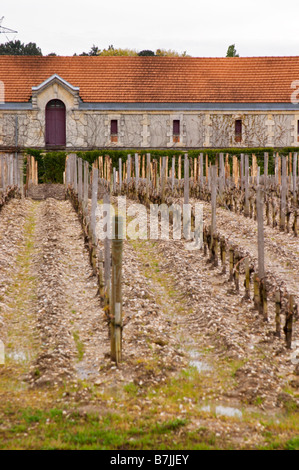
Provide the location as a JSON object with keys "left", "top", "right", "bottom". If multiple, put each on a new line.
{"left": 1, "top": 55, "right": 299, "bottom": 150}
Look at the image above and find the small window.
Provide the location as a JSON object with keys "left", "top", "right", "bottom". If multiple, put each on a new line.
{"left": 111, "top": 119, "right": 118, "bottom": 142}
{"left": 111, "top": 119, "right": 118, "bottom": 135}
{"left": 173, "top": 120, "right": 180, "bottom": 143}
{"left": 235, "top": 119, "right": 242, "bottom": 143}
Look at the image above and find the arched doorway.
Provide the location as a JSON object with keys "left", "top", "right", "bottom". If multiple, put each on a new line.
{"left": 45, "top": 99, "right": 66, "bottom": 147}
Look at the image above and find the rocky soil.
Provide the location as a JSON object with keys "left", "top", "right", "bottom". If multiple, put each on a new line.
{"left": 0, "top": 197, "right": 187, "bottom": 390}
{"left": 198, "top": 198, "right": 299, "bottom": 300}
{"left": 27, "top": 183, "right": 66, "bottom": 201}
{"left": 0, "top": 192, "right": 298, "bottom": 449}
{"left": 119, "top": 197, "right": 299, "bottom": 409}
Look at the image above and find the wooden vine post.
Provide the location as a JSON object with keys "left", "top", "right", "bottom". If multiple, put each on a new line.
{"left": 275, "top": 290, "right": 281, "bottom": 338}
{"left": 233, "top": 156, "right": 238, "bottom": 187}
{"left": 178, "top": 155, "right": 181, "bottom": 181}
{"left": 219, "top": 153, "right": 224, "bottom": 197}
{"left": 77, "top": 158, "right": 83, "bottom": 203}
{"left": 73, "top": 154, "right": 78, "bottom": 193}
{"left": 184, "top": 154, "right": 189, "bottom": 205}
{"left": 161, "top": 156, "right": 166, "bottom": 203}
{"left": 206, "top": 154, "right": 209, "bottom": 183}
{"left": 200, "top": 153, "right": 204, "bottom": 187}
{"left": 244, "top": 155, "right": 250, "bottom": 217}
{"left": 103, "top": 192, "right": 111, "bottom": 313}
{"left": 90, "top": 167, "right": 98, "bottom": 273}
{"left": 244, "top": 257, "right": 251, "bottom": 300}
{"left": 220, "top": 236, "right": 226, "bottom": 274}
{"left": 293, "top": 152, "right": 297, "bottom": 207}
{"left": 172, "top": 156, "right": 175, "bottom": 191}
{"left": 118, "top": 158, "right": 122, "bottom": 194}
{"left": 135, "top": 153, "right": 139, "bottom": 198}
{"left": 127, "top": 154, "right": 131, "bottom": 183}
{"left": 253, "top": 273, "right": 260, "bottom": 310}
{"left": 111, "top": 215, "right": 124, "bottom": 365}
{"left": 210, "top": 166, "right": 217, "bottom": 244}
{"left": 257, "top": 185, "right": 267, "bottom": 320}
{"left": 240, "top": 154, "right": 244, "bottom": 190}
{"left": 183, "top": 155, "right": 190, "bottom": 239}
{"left": 280, "top": 155, "right": 287, "bottom": 231}
{"left": 264, "top": 152, "right": 269, "bottom": 191}
{"left": 284, "top": 295, "right": 294, "bottom": 349}
{"left": 146, "top": 153, "right": 151, "bottom": 201}
{"left": 83, "top": 161, "right": 89, "bottom": 215}
{"left": 229, "top": 247, "right": 234, "bottom": 282}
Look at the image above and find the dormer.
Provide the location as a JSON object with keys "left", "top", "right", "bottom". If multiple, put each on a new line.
{"left": 31, "top": 74, "right": 80, "bottom": 110}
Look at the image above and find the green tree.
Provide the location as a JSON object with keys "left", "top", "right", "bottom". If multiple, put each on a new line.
{"left": 78, "top": 44, "right": 138, "bottom": 56}
{"left": 99, "top": 45, "right": 138, "bottom": 56}
{"left": 79, "top": 44, "right": 100, "bottom": 56}
{"left": 89, "top": 44, "right": 100, "bottom": 56}
{"left": 138, "top": 50, "right": 155, "bottom": 56}
{"left": 77, "top": 45, "right": 190, "bottom": 57}
{"left": 155, "top": 48, "right": 189, "bottom": 57}
{"left": 0, "top": 40, "right": 42, "bottom": 55}
{"left": 226, "top": 44, "right": 239, "bottom": 57}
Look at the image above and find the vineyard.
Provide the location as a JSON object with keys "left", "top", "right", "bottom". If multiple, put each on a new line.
{"left": 0, "top": 151, "right": 298, "bottom": 450}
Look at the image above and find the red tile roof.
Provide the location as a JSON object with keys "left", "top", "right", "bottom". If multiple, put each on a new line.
{"left": 0, "top": 55, "right": 299, "bottom": 103}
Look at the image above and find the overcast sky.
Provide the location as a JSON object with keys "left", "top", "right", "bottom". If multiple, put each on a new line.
{"left": 1, "top": 0, "right": 299, "bottom": 57}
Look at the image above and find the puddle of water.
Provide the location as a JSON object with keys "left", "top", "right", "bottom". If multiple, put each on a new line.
{"left": 76, "top": 363, "right": 99, "bottom": 381}
{"left": 76, "top": 365, "right": 91, "bottom": 380}
{"left": 215, "top": 405, "right": 243, "bottom": 419}
{"left": 200, "top": 403, "right": 243, "bottom": 419}
{"left": 6, "top": 350, "right": 30, "bottom": 363}
{"left": 190, "top": 359, "right": 213, "bottom": 373}
{"left": 189, "top": 350, "right": 213, "bottom": 373}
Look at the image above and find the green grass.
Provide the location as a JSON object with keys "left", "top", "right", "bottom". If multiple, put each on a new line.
{"left": 285, "top": 437, "right": 299, "bottom": 450}
{"left": 1, "top": 386, "right": 297, "bottom": 450}
{"left": 123, "top": 382, "right": 139, "bottom": 396}
{"left": 0, "top": 401, "right": 216, "bottom": 450}
{"left": 0, "top": 357, "right": 298, "bottom": 450}
{"left": 72, "top": 331, "right": 85, "bottom": 362}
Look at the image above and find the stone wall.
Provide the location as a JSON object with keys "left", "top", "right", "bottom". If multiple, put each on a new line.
{"left": 0, "top": 109, "right": 298, "bottom": 149}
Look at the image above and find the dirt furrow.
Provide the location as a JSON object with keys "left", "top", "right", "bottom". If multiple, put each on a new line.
{"left": 25, "top": 198, "right": 106, "bottom": 387}
{"left": 0, "top": 198, "right": 40, "bottom": 371}
{"left": 25, "top": 197, "right": 184, "bottom": 389}
{"left": 25, "top": 199, "right": 76, "bottom": 386}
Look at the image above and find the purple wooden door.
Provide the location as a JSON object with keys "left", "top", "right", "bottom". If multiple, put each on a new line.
{"left": 45, "top": 99, "right": 66, "bottom": 146}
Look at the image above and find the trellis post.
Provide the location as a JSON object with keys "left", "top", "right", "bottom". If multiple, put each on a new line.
{"left": 111, "top": 215, "right": 124, "bottom": 365}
